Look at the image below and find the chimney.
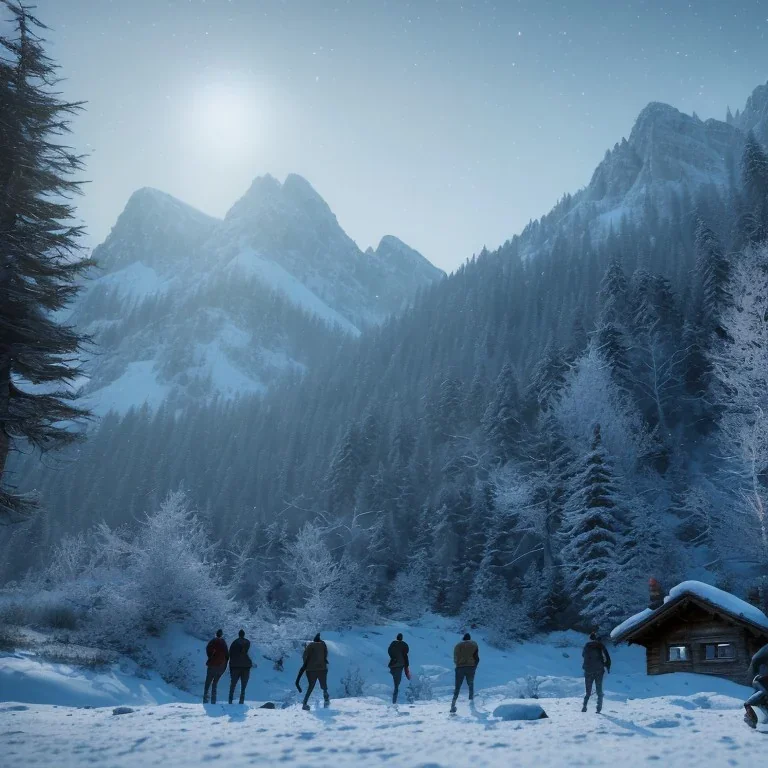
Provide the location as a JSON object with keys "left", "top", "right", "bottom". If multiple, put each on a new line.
{"left": 649, "top": 577, "right": 663, "bottom": 610}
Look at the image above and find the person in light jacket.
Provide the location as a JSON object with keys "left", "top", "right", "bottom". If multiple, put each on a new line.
{"left": 450, "top": 633, "right": 479, "bottom": 713}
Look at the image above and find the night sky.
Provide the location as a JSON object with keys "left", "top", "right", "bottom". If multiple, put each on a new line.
{"left": 19, "top": 1, "right": 768, "bottom": 271}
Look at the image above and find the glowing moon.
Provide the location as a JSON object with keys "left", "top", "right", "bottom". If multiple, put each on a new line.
{"left": 188, "top": 80, "right": 266, "bottom": 159}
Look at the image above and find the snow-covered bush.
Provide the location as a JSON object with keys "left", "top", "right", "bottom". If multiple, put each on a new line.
{"left": 339, "top": 666, "right": 365, "bottom": 698}
{"left": 27, "top": 492, "right": 239, "bottom": 652}
{"left": 406, "top": 672, "right": 433, "bottom": 702}
{"left": 388, "top": 554, "right": 431, "bottom": 620}
{"left": 284, "top": 522, "right": 372, "bottom": 630}
{"left": 519, "top": 675, "right": 541, "bottom": 699}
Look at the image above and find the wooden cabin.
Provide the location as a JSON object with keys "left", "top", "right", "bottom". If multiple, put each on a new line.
{"left": 611, "top": 581, "right": 768, "bottom": 686}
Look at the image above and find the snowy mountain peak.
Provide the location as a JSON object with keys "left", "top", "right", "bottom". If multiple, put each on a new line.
{"left": 76, "top": 173, "right": 442, "bottom": 414}
{"left": 95, "top": 188, "right": 218, "bottom": 273}
{"left": 735, "top": 81, "right": 768, "bottom": 143}
{"left": 373, "top": 235, "right": 445, "bottom": 282}
{"left": 225, "top": 173, "right": 338, "bottom": 231}
{"left": 586, "top": 100, "right": 741, "bottom": 209}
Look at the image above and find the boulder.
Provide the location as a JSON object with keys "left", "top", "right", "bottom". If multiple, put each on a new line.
{"left": 492, "top": 702, "right": 548, "bottom": 721}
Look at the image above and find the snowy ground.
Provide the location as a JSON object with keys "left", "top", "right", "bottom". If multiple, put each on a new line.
{"left": 1, "top": 617, "right": 765, "bottom": 767}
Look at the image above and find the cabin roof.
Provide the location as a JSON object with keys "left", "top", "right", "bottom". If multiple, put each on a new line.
{"left": 611, "top": 580, "right": 768, "bottom": 645}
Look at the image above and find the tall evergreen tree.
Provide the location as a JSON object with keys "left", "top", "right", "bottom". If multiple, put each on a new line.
{"left": 0, "top": 2, "right": 91, "bottom": 520}
{"left": 560, "top": 424, "right": 626, "bottom": 629}
{"left": 694, "top": 219, "right": 730, "bottom": 339}
{"left": 740, "top": 133, "right": 768, "bottom": 244}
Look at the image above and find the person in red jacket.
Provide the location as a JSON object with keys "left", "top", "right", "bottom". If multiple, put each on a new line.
{"left": 203, "top": 629, "right": 229, "bottom": 704}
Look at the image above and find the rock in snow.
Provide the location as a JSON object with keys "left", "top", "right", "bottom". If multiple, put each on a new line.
{"left": 492, "top": 702, "right": 549, "bottom": 720}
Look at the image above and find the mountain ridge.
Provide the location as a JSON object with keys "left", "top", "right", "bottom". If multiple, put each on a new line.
{"left": 75, "top": 174, "right": 443, "bottom": 415}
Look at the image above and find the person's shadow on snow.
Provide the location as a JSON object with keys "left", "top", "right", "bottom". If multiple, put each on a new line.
{"left": 307, "top": 705, "right": 339, "bottom": 725}
{"left": 202, "top": 703, "right": 251, "bottom": 722}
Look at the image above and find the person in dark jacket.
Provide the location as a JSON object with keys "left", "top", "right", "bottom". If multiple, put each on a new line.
{"left": 451, "top": 633, "right": 479, "bottom": 713}
{"left": 744, "top": 643, "right": 768, "bottom": 729}
{"left": 203, "top": 629, "right": 229, "bottom": 704}
{"left": 301, "top": 633, "right": 330, "bottom": 711}
{"left": 228, "top": 629, "right": 255, "bottom": 705}
{"left": 387, "top": 633, "right": 410, "bottom": 705}
{"left": 581, "top": 632, "right": 611, "bottom": 713}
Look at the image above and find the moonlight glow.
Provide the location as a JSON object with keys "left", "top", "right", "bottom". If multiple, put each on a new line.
{"left": 188, "top": 80, "right": 266, "bottom": 160}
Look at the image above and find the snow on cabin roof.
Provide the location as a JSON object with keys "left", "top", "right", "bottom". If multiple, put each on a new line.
{"left": 611, "top": 580, "right": 768, "bottom": 642}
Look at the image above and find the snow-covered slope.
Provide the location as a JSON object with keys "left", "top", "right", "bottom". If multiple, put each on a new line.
{"left": 75, "top": 176, "right": 443, "bottom": 415}
{"left": 1, "top": 618, "right": 763, "bottom": 767}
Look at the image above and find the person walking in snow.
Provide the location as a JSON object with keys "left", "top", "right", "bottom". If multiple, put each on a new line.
{"left": 744, "top": 643, "right": 768, "bottom": 729}
{"left": 203, "top": 628, "right": 229, "bottom": 704}
{"left": 451, "top": 632, "right": 479, "bottom": 713}
{"left": 387, "top": 632, "right": 410, "bottom": 705}
{"left": 228, "top": 629, "right": 255, "bottom": 705}
{"left": 581, "top": 632, "right": 611, "bottom": 714}
{"left": 302, "top": 633, "right": 330, "bottom": 711}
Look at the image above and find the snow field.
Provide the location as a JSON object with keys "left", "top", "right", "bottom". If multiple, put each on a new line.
{"left": 1, "top": 692, "right": 764, "bottom": 768}
{"left": 1, "top": 618, "right": 765, "bottom": 766}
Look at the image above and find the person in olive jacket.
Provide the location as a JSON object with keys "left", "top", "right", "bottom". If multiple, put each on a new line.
{"left": 301, "top": 633, "right": 330, "bottom": 711}
{"left": 228, "top": 629, "right": 255, "bottom": 705}
{"left": 451, "top": 632, "right": 479, "bottom": 713}
{"left": 203, "top": 628, "right": 229, "bottom": 704}
{"left": 387, "top": 633, "right": 410, "bottom": 705}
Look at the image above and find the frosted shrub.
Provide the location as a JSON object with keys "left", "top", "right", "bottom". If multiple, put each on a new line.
{"left": 388, "top": 555, "right": 430, "bottom": 620}
{"left": 405, "top": 673, "right": 433, "bottom": 702}
{"left": 339, "top": 666, "right": 365, "bottom": 698}
{"left": 128, "top": 491, "right": 233, "bottom": 636}
{"left": 285, "top": 522, "right": 372, "bottom": 630}
{"left": 31, "top": 492, "right": 238, "bottom": 652}
{"left": 519, "top": 675, "right": 541, "bottom": 699}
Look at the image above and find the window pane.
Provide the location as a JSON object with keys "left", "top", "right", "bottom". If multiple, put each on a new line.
{"left": 668, "top": 645, "right": 688, "bottom": 661}
{"left": 717, "top": 644, "right": 734, "bottom": 659}
{"left": 705, "top": 644, "right": 715, "bottom": 660}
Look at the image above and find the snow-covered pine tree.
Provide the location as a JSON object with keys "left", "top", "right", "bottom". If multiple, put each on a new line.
{"left": 560, "top": 424, "right": 626, "bottom": 630}
{"left": 710, "top": 243, "right": 768, "bottom": 571}
{"left": 740, "top": 133, "right": 768, "bottom": 245}
{"left": 482, "top": 361, "right": 521, "bottom": 463}
{"left": 694, "top": 219, "right": 731, "bottom": 339}
{"left": 326, "top": 423, "right": 363, "bottom": 512}
{"left": 0, "top": 2, "right": 92, "bottom": 520}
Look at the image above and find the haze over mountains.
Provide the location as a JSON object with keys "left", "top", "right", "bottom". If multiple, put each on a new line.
{"left": 75, "top": 173, "right": 443, "bottom": 414}
{"left": 7, "top": 81, "right": 768, "bottom": 626}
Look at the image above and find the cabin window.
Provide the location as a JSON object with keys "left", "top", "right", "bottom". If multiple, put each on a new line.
{"left": 703, "top": 643, "right": 735, "bottom": 661}
{"left": 667, "top": 645, "right": 690, "bottom": 662}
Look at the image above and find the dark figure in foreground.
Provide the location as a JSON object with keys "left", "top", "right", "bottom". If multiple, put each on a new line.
{"left": 451, "top": 633, "right": 479, "bottom": 713}
{"left": 582, "top": 632, "right": 611, "bottom": 713}
{"left": 744, "top": 643, "right": 768, "bottom": 729}
{"left": 228, "top": 629, "right": 255, "bottom": 704}
{"left": 302, "top": 633, "right": 330, "bottom": 711}
{"left": 387, "top": 632, "right": 410, "bottom": 704}
{"left": 203, "top": 629, "right": 229, "bottom": 704}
